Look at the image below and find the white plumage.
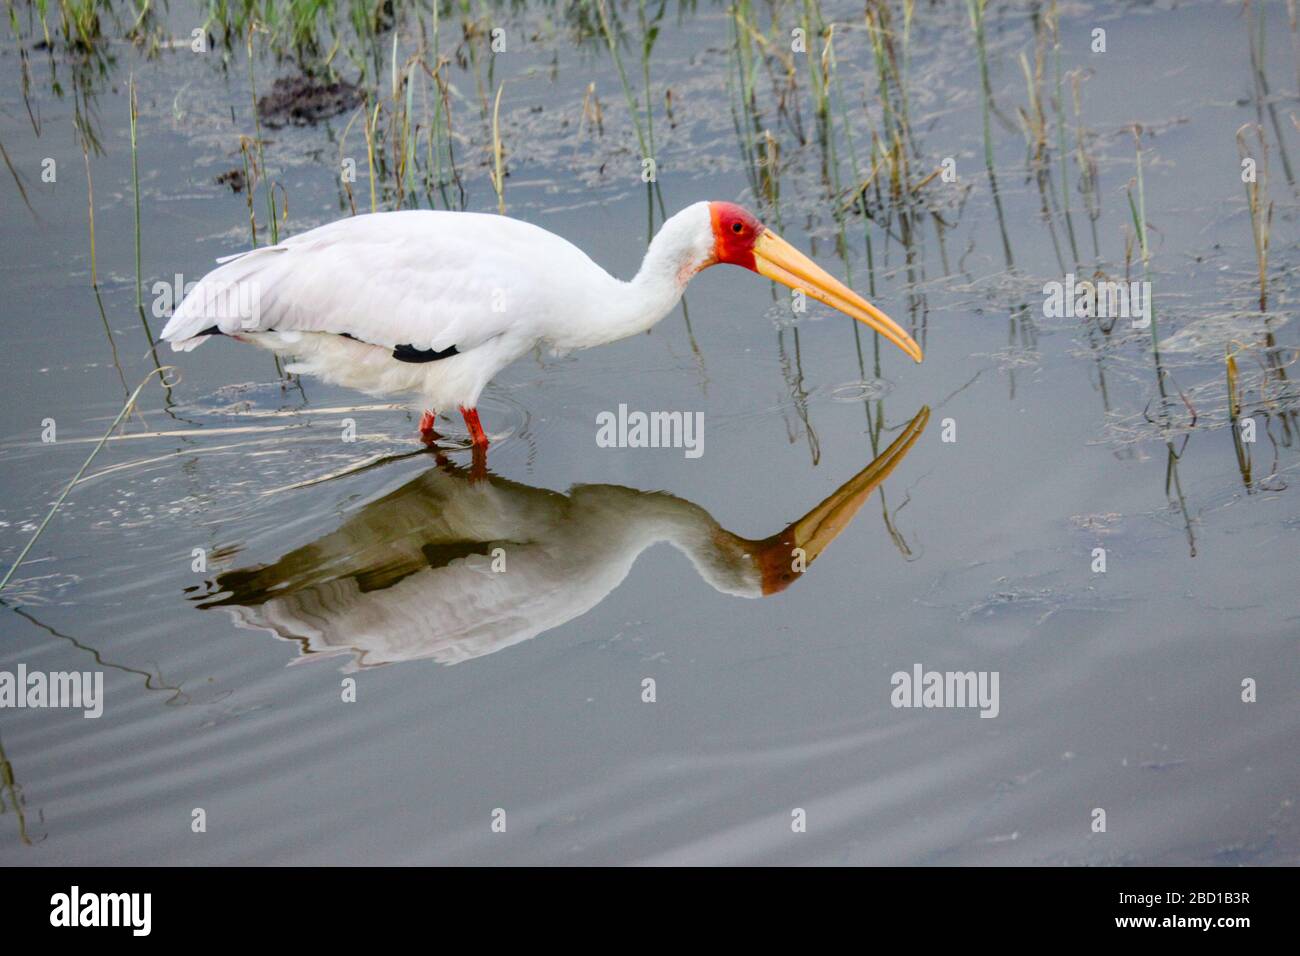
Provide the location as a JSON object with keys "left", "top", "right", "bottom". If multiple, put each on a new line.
{"left": 163, "top": 207, "right": 713, "bottom": 427}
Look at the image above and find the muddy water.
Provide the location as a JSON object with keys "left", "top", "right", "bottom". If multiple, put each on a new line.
{"left": 0, "top": 1, "right": 1297, "bottom": 864}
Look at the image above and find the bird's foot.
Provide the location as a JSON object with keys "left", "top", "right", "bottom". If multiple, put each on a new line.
{"left": 459, "top": 406, "right": 489, "bottom": 449}
{"left": 418, "top": 409, "right": 440, "bottom": 445}
{"left": 457, "top": 407, "right": 490, "bottom": 482}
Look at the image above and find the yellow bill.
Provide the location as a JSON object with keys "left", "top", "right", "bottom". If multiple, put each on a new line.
{"left": 753, "top": 230, "right": 924, "bottom": 363}
{"left": 750, "top": 405, "right": 931, "bottom": 594}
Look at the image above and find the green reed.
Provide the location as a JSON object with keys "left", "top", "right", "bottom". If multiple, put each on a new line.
{"left": 1126, "top": 128, "right": 1164, "bottom": 397}
{"left": 592, "top": 0, "right": 651, "bottom": 161}
{"left": 128, "top": 71, "right": 169, "bottom": 393}
{"left": 489, "top": 80, "right": 506, "bottom": 214}
{"left": 965, "top": 0, "right": 1013, "bottom": 267}
{"left": 1048, "top": 1, "right": 1079, "bottom": 264}
{"left": 1226, "top": 349, "right": 1253, "bottom": 489}
{"left": 1236, "top": 123, "right": 1273, "bottom": 312}
{"left": 1069, "top": 70, "right": 1101, "bottom": 261}
{"left": 129, "top": 73, "right": 142, "bottom": 313}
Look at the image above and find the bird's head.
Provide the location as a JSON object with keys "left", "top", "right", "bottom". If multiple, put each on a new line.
{"left": 704, "top": 200, "right": 923, "bottom": 363}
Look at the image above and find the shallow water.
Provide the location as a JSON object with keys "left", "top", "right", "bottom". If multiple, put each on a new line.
{"left": 1, "top": 0, "right": 1297, "bottom": 864}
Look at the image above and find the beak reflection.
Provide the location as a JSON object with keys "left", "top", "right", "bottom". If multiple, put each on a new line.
{"left": 196, "top": 406, "right": 929, "bottom": 668}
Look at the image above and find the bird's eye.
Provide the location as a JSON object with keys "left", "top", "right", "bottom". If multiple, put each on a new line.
{"left": 732, "top": 221, "right": 744, "bottom": 234}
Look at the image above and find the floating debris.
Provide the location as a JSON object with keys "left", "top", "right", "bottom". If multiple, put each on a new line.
{"left": 215, "top": 169, "right": 247, "bottom": 193}
{"left": 256, "top": 75, "right": 362, "bottom": 129}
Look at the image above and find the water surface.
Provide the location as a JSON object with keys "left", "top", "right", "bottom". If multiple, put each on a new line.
{"left": 1, "top": 0, "right": 1297, "bottom": 864}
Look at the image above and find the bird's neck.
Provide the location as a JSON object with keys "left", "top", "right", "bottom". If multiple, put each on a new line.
{"left": 574, "top": 488, "right": 765, "bottom": 598}
{"left": 618, "top": 248, "right": 691, "bottom": 334}
{"left": 570, "top": 203, "right": 714, "bottom": 347}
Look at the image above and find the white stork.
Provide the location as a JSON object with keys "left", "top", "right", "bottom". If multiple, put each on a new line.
{"left": 161, "top": 202, "right": 922, "bottom": 452}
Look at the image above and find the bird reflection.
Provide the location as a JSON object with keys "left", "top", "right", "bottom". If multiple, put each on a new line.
{"left": 195, "top": 407, "right": 929, "bottom": 668}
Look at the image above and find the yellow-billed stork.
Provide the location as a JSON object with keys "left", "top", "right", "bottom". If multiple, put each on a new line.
{"left": 162, "top": 202, "right": 922, "bottom": 450}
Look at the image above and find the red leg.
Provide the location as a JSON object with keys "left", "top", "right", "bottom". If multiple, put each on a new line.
{"left": 460, "top": 406, "right": 489, "bottom": 448}
{"left": 418, "top": 409, "right": 439, "bottom": 444}
{"left": 470, "top": 443, "right": 488, "bottom": 482}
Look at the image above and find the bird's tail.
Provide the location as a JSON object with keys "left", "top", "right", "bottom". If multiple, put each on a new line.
{"left": 161, "top": 246, "right": 287, "bottom": 351}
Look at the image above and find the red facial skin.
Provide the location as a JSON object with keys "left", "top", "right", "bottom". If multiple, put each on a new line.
{"left": 708, "top": 202, "right": 765, "bottom": 271}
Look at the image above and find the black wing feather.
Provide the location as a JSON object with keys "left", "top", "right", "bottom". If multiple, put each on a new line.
{"left": 196, "top": 324, "right": 457, "bottom": 364}
{"left": 392, "top": 343, "right": 460, "bottom": 363}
